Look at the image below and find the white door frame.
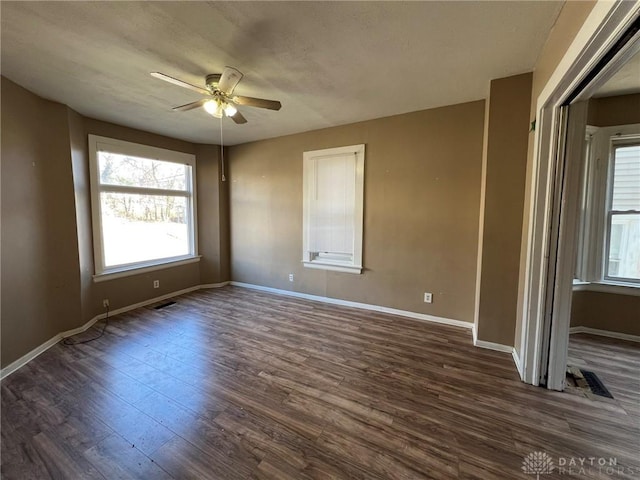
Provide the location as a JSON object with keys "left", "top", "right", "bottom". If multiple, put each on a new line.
{"left": 518, "top": 0, "right": 640, "bottom": 388}
{"left": 544, "top": 100, "right": 589, "bottom": 390}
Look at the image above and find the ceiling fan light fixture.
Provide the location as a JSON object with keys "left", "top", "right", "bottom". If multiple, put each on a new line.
{"left": 203, "top": 99, "right": 219, "bottom": 116}
{"left": 224, "top": 103, "right": 237, "bottom": 117}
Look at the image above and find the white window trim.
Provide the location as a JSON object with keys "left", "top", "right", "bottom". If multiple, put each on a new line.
{"left": 603, "top": 135, "right": 640, "bottom": 284}
{"left": 573, "top": 279, "right": 640, "bottom": 297}
{"left": 302, "top": 144, "right": 365, "bottom": 274}
{"left": 88, "top": 135, "right": 198, "bottom": 279}
{"left": 575, "top": 124, "right": 640, "bottom": 290}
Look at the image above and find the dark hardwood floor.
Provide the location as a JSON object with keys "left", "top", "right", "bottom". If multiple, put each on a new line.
{"left": 2, "top": 286, "right": 639, "bottom": 479}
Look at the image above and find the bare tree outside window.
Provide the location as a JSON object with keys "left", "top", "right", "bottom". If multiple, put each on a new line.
{"left": 95, "top": 150, "right": 194, "bottom": 269}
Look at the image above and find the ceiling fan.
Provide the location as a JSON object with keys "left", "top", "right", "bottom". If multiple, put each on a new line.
{"left": 151, "top": 67, "right": 281, "bottom": 124}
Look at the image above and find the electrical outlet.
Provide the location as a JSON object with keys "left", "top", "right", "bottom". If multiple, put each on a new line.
{"left": 423, "top": 292, "right": 433, "bottom": 304}
{"left": 102, "top": 299, "right": 110, "bottom": 308}
{"left": 288, "top": 273, "right": 294, "bottom": 282}
{"left": 153, "top": 280, "right": 160, "bottom": 289}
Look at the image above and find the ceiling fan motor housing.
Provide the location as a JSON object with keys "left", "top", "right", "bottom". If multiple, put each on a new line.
{"left": 205, "top": 74, "right": 222, "bottom": 92}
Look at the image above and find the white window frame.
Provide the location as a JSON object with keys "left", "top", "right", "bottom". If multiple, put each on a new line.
{"left": 603, "top": 135, "right": 640, "bottom": 284}
{"left": 88, "top": 135, "right": 198, "bottom": 279}
{"left": 575, "top": 124, "right": 640, "bottom": 291}
{"left": 302, "top": 144, "right": 365, "bottom": 274}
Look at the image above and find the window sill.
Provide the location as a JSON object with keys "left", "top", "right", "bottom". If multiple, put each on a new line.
{"left": 302, "top": 261, "right": 362, "bottom": 274}
{"left": 572, "top": 280, "right": 640, "bottom": 297}
{"left": 93, "top": 256, "right": 201, "bottom": 283}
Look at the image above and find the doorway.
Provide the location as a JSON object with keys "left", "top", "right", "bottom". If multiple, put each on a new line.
{"left": 565, "top": 73, "right": 640, "bottom": 404}
{"left": 519, "top": 2, "right": 640, "bottom": 391}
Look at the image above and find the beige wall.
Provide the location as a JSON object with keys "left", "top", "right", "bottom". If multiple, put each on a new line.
{"left": 196, "top": 144, "right": 231, "bottom": 284}
{"left": 476, "top": 73, "right": 533, "bottom": 346}
{"left": 587, "top": 93, "right": 640, "bottom": 126}
{"left": 1, "top": 77, "right": 229, "bottom": 368}
{"left": 1, "top": 78, "right": 82, "bottom": 365}
{"left": 68, "top": 108, "right": 95, "bottom": 323}
{"left": 84, "top": 118, "right": 196, "bottom": 155}
{"left": 229, "top": 101, "right": 485, "bottom": 322}
{"left": 514, "top": 0, "right": 597, "bottom": 353}
{"left": 571, "top": 291, "right": 640, "bottom": 336}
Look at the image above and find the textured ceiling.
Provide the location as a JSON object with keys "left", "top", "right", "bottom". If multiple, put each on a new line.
{"left": 594, "top": 47, "right": 640, "bottom": 98}
{"left": 1, "top": 1, "right": 564, "bottom": 146}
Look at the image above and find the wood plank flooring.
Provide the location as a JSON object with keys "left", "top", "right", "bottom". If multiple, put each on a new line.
{"left": 2, "top": 286, "right": 639, "bottom": 479}
{"left": 567, "top": 333, "right": 640, "bottom": 421}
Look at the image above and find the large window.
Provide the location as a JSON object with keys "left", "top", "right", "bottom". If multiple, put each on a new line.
{"left": 605, "top": 141, "right": 640, "bottom": 281}
{"left": 576, "top": 125, "right": 640, "bottom": 288}
{"left": 302, "top": 144, "right": 365, "bottom": 274}
{"left": 89, "top": 135, "right": 197, "bottom": 277}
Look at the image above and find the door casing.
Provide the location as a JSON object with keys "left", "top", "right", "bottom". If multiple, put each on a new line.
{"left": 518, "top": 1, "right": 640, "bottom": 389}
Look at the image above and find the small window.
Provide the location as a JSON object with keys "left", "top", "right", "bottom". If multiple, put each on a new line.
{"left": 89, "top": 135, "right": 197, "bottom": 276}
{"left": 302, "top": 144, "right": 365, "bottom": 274}
{"left": 604, "top": 142, "right": 640, "bottom": 282}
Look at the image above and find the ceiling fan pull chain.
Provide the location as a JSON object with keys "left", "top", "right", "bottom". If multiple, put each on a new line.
{"left": 220, "top": 116, "right": 226, "bottom": 182}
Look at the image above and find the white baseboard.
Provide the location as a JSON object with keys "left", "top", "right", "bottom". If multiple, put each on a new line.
{"left": 471, "top": 327, "right": 521, "bottom": 378}
{"left": 472, "top": 338, "right": 514, "bottom": 353}
{"left": 0, "top": 282, "right": 229, "bottom": 380}
{"left": 512, "top": 348, "right": 524, "bottom": 380}
{"left": 0, "top": 334, "right": 64, "bottom": 381}
{"left": 569, "top": 326, "right": 640, "bottom": 343}
{"left": 200, "top": 281, "right": 231, "bottom": 289}
{"left": 471, "top": 323, "right": 514, "bottom": 353}
{"left": 60, "top": 313, "right": 103, "bottom": 339}
{"left": 230, "top": 281, "right": 474, "bottom": 330}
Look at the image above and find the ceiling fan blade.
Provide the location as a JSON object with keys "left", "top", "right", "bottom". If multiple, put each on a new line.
{"left": 172, "top": 99, "right": 207, "bottom": 111}
{"left": 229, "top": 110, "right": 247, "bottom": 124}
{"left": 151, "top": 72, "right": 209, "bottom": 95}
{"left": 218, "top": 67, "right": 243, "bottom": 95}
{"left": 231, "top": 95, "right": 281, "bottom": 111}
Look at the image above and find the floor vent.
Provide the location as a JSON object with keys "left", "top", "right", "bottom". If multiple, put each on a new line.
{"left": 580, "top": 370, "right": 613, "bottom": 399}
{"left": 154, "top": 301, "right": 176, "bottom": 310}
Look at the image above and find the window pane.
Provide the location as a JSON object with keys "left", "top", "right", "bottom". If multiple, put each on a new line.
{"left": 309, "top": 154, "right": 356, "bottom": 255}
{"left": 99, "top": 152, "right": 188, "bottom": 191}
{"left": 101, "top": 192, "right": 189, "bottom": 268}
{"left": 607, "top": 213, "right": 640, "bottom": 280}
{"left": 611, "top": 145, "right": 640, "bottom": 211}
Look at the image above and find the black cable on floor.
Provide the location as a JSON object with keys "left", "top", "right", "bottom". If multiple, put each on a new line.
{"left": 62, "top": 307, "right": 110, "bottom": 346}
